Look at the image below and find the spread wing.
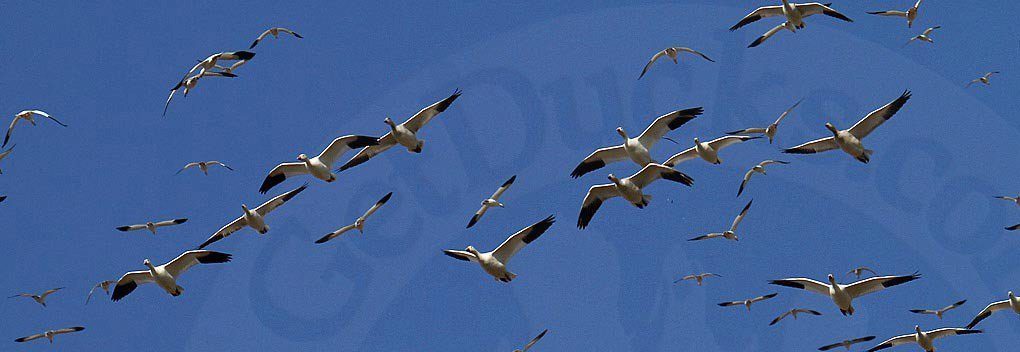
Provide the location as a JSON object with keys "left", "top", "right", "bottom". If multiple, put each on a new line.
{"left": 729, "top": 5, "right": 784, "bottom": 31}
{"left": 774, "top": 98, "right": 804, "bottom": 125}
{"left": 783, "top": 137, "right": 838, "bottom": 154}
{"left": 967, "top": 300, "right": 1010, "bottom": 328}
{"left": 443, "top": 250, "right": 478, "bottom": 263}
{"left": 797, "top": 3, "right": 854, "bottom": 22}
{"left": 116, "top": 224, "right": 146, "bottom": 232}
{"left": 749, "top": 22, "right": 788, "bottom": 48}
{"left": 769, "top": 277, "right": 831, "bottom": 296}
{"left": 577, "top": 184, "right": 618, "bottom": 229}
{"left": 255, "top": 184, "right": 308, "bottom": 216}
{"left": 628, "top": 163, "right": 694, "bottom": 189}
{"left": 259, "top": 162, "right": 307, "bottom": 194}
{"left": 677, "top": 47, "right": 715, "bottom": 62}
{"left": 637, "top": 107, "right": 703, "bottom": 147}
{"left": 362, "top": 192, "right": 393, "bottom": 219}
{"left": 848, "top": 90, "right": 912, "bottom": 139}
{"left": 570, "top": 145, "right": 628, "bottom": 178}
{"left": 490, "top": 175, "right": 516, "bottom": 200}
{"left": 867, "top": 10, "right": 908, "bottom": 17}
{"left": 663, "top": 146, "right": 698, "bottom": 167}
{"left": 111, "top": 271, "right": 154, "bottom": 301}
{"left": 164, "top": 250, "right": 232, "bottom": 277}
{"left": 317, "top": 135, "right": 380, "bottom": 165}
{"left": 153, "top": 218, "right": 188, "bottom": 228}
{"left": 522, "top": 329, "right": 548, "bottom": 352}
{"left": 337, "top": 133, "right": 397, "bottom": 172}
{"left": 638, "top": 49, "right": 669, "bottom": 80}
{"left": 176, "top": 162, "right": 200, "bottom": 174}
{"left": 729, "top": 200, "right": 753, "bottom": 232}
{"left": 492, "top": 215, "right": 555, "bottom": 264}
{"left": 402, "top": 90, "right": 462, "bottom": 133}
{"left": 926, "top": 328, "right": 982, "bottom": 340}
{"left": 844, "top": 272, "right": 921, "bottom": 298}
{"left": 198, "top": 216, "right": 248, "bottom": 249}
{"left": 867, "top": 334, "right": 915, "bottom": 351}
{"left": 314, "top": 224, "right": 357, "bottom": 244}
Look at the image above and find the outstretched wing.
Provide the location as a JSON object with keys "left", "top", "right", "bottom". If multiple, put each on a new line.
{"left": 493, "top": 215, "right": 555, "bottom": 264}
{"left": 164, "top": 250, "right": 232, "bottom": 277}
{"left": 570, "top": 145, "right": 628, "bottom": 178}
{"left": 844, "top": 273, "right": 921, "bottom": 298}
{"left": 402, "top": 90, "right": 462, "bottom": 133}
{"left": 637, "top": 107, "right": 703, "bottom": 147}
{"left": 783, "top": 137, "right": 838, "bottom": 154}
{"left": 111, "top": 271, "right": 154, "bottom": 301}
{"left": 577, "top": 185, "right": 618, "bottom": 229}
{"left": 729, "top": 5, "right": 784, "bottom": 31}
{"left": 848, "top": 90, "right": 912, "bottom": 139}
{"left": 638, "top": 49, "right": 668, "bottom": 80}
{"left": 317, "top": 135, "right": 380, "bottom": 166}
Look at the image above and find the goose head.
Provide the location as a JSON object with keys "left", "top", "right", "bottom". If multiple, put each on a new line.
{"left": 354, "top": 218, "right": 366, "bottom": 232}
{"left": 827, "top": 274, "right": 838, "bottom": 285}
{"left": 296, "top": 154, "right": 310, "bottom": 162}
{"left": 753, "top": 165, "right": 766, "bottom": 174}
{"left": 824, "top": 123, "right": 839, "bottom": 135}
{"left": 914, "top": 325, "right": 922, "bottom": 334}
{"left": 1009, "top": 291, "right": 1015, "bottom": 299}
{"left": 384, "top": 117, "right": 397, "bottom": 129}
{"left": 241, "top": 204, "right": 252, "bottom": 215}
{"left": 616, "top": 127, "right": 629, "bottom": 139}
{"left": 607, "top": 174, "right": 622, "bottom": 186}
{"left": 143, "top": 259, "right": 154, "bottom": 269}
{"left": 465, "top": 245, "right": 480, "bottom": 256}
{"left": 693, "top": 137, "right": 702, "bottom": 145}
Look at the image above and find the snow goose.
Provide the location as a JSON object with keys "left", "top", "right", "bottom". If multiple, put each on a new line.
{"left": 250, "top": 27, "right": 303, "bottom": 49}
{"left": 995, "top": 195, "right": 1020, "bottom": 206}
{"left": 4, "top": 110, "right": 67, "bottom": 148}
{"left": 783, "top": 90, "right": 912, "bottom": 163}
{"left": 315, "top": 192, "right": 392, "bottom": 244}
{"left": 111, "top": 250, "right": 231, "bottom": 301}
{"left": 85, "top": 280, "right": 115, "bottom": 305}
{"left": 163, "top": 71, "right": 238, "bottom": 116}
{"left": 966, "top": 291, "right": 1020, "bottom": 328}
{"left": 513, "top": 329, "right": 548, "bottom": 352}
{"left": 867, "top": 0, "right": 924, "bottom": 28}
{"left": 737, "top": 160, "right": 790, "bottom": 197}
{"left": 184, "top": 51, "right": 256, "bottom": 78}
{"left": 338, "top": 90, "right": 462, "bottom": 171}
{"left": 663, "top": 135, "right": 760, "bottom": 167}
{"left": 444, "top": 215, "right": 555, "bottom": 282}
{"left": 729, "top": 1, "right": 853, "bottom": 47}
{"left": 966, "top": 72, "right": 999, "bottom": 87}
{"left": 116, "top": 218, "right": 188, "bottom": 235}
{"left": 689, "top": 200, "right": 753, "bottom": 241}
{"left": 577, "top": 163, "right": 694, "bottom": 229}
{"left": 904, "top": 26, "right": 940, "bottom": 47}
{"left": 818, "top": 336, "right": 876, "bottom": 351}
{"left": 8, "top": 287, "right": 64, "bottom": 307}
{"left": 176, "top": 161, "right": 234, "bottom": 175}
{"left": 910, "top": 300, "right": 966, "bottom": 319}
{"left": 197, "top": 184, "right": 307, "bottom": 249}
{"left": 718, "top": 293, "right": 778, "bottom": 311}
{"left": 570, "top": 107, "right": 703, "bottom": 178}
{"left": 769, "top": 308, "right": 822, "bottom": 326}
{"left": 638, "top": 47, "right": 715, "bottom": 79}
{"left": 0, "top": 145, "right": 12, "bottom": 174}
{"left": 727, "top": 98, "right": 803, "bottom": 144}
{"left": 675, "top": 273, "right": 722, "bottom": 286}
{"left": 467, "top": 175, "right": 516, "bottom": 228}
{"left": 770, "top": 272, "right": 921, "bottom": 315}
{"left": 848, "top": 266, "right": 878, "bottom": 279}
{"left": 867, "top": 326, "right": 980, "bottom": 352}
{"left": 258, "top": 135, "right": 379, "bottom": 193}
{"left": 14, "top": 327, "right": 84, "bottom": 343}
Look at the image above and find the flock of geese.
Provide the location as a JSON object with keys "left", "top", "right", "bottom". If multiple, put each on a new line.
{"left": 2, "top": 1, "right": 1014, "bottom": 350}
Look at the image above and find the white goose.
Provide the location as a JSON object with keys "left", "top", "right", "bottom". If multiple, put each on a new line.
{"left": 770, "top": 272, "right": 921, "bottom": 315}
{"left": 718, "top": 293, "right": 778, "bottom": 311}
{"left": 4, "top": 110, "right": 67, "bottom": 148}
{"left": 966, "top": 291, "right": 1020, "bottom": 328}
{"left": 729, "top": 1, "right": 853, "bottom": 47}
{"left": 14, "top": 327, "right": 84, "bottom": 344}
{"left": 867, "top": 0, "right": 924, "bottom": 28}
{"left": 783, "top": 90, "right": 912, "bottom": 163}
{"left": 577, "top": 163, "right": 694, "bottom": 229}
{"left": 910, "top": 300, "right": 966, "bottom": 319}
{"left": 111, "top": 250, "right": 232, "bottom": 301}
{"left": 198, "top": 184, "right": 307, "bottom": 249}
{"left": 184, "top": 51, "right": 256, "bottom": 79}
{"left": 315, "top": 192, "right": 392, "bottom": 244}
{"left": 904, "top": 26, "right": 940, "bottom": 47}
{"left": 467, "top": 175, "right": 516, "bottom": 228}
{"left": 769, "top": 308, "right": 822, "bottom": 326}
{"left": 8, "top": 287, "right": 64, "bottom": 307}
{"left": 867, "top": 326, "right": 981, "bottom": 352}
{"left": 513, "top": 329, "right": 548, "bottom": 352}
{"left": 339, "top": 91, "right": 462, "bottom": 171}
{"left": 116, "top": 218, "right": 188, "bottom": 235}
{"left": 85, "top": 280, "right": 116, "bottom": 305}
{"left": 250, "top": 27, "right": 303, "bottom": 49}
{"left": 444, "top": 215, "right": 555, "bottom": 282}
{"left": 818, "top": 336, "right": 876, "bottom": 351}
{"left": 689, "top": 200, "right": 753, "bottom": 241}
{"left": 0, "top": 145, "right": 13, "bottom": 174}
{"left": 674, "top": 273, "right": 722, "bottom": 286}
{"left": 737, "top": 160, "right": 790, "bottom": 197}
{"left": 638, "top": 47, "right": 715, "bottom": 79}
{"left": 258, "top": 134, "right": 379, "bottom": 193}
{"left": 966, "top": 72, "right": 999, "bottom": 87}
{"left": 663, "top": 135, "right": 760, "bottom": 167}
{"left": 570, "top": 107, "right": 703, "bottom": 178}
{"left": 176, "top": 161, "right": 234, "bottom": 175}
{"left": 163, "top": 71, "right": 238, "bottom": 116}
{"left": 727, "top": 98, "right": 803, "bottom": 144}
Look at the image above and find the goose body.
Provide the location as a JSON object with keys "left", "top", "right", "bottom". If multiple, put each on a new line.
{"left": 905, "top": 26, "right": 940, "bottom": 46}
{"left": 689, "top": 200, "right": 753, "bottom": 241}
{"left": 198, "top": 184, "right": 307, "bottom": 249}
{"left": 570, "top": 108, "right": 702, "bottom": 178}
{"left": 259, "top": 135, "right": 379, "bottom": 193}
{"left": 784, "top": 91, "right": 911, "bottom": 163}
{"left": 729, "top": 1, "right": 853, "bottom": 47}
{"left": 867, "top": 0, "right": 924, "bottom": 28}
{"left": 967, "top": 72, "right": 1000, "bottom": 87}
{"left": 577, "top": 164, "right": 694, "bottom": 229}
{"left": 315, "top": 192, "right": 393, "bottom": 244}
{"left": 727, "top": 99, "right": 803, "bottom": 144}
{"left": 250, "top": 27, "right": 303, "bottom": 49}
{"left": 467, "top": 175, "right": 516, "bottom": 228}
{"left": 14, "top": 327, "right": 84, "bottom": 343}
{"left": 638, "top": 47, "right": 714, "bottom": 79}
{"left": 8, "top": 287, "right": 64, "bottom": 307}
{"left": 718, "top": 293, "right": 778, "bottom": 311}
{"left": 111, "top": 250, "right": 231, "bottom": 301}
{"left": 176, "top": 161, "right": 233, "bottom": 175}
{"left": 444, "top": 216, "right": 555, "bottom": 282}
{"left": 868, "top": 326, "right": 980, "bottom": 352}
{"left": 663, "top": 135, "right": 760, "bottom": 167}
{"left": 770, "top": 273, "right": 921, "bottom": 315}
{"left": 116, "top": 218, "right": 188, "bottom": 235}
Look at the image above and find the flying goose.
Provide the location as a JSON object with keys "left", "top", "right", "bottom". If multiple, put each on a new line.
{"left": 570, "top": 107, "right": 703, "bottom": 178}
{"left": 198, "top": 184, "right": 307, "bottom": 249}
{"left": 467, "top": 175, "right": 516, "bottom": 228}
{"left": 737, "top": 160, "right": 790, "bottom": 197}
{"left": 184, "top": 51, "right": 256, "bottom": 79}
{"left": 577, "top": 163, "right": 694, "bottom": 229}
{"left": 769, "top": 308, "right": 822, "bottom": 326}
{"left": 444, "top": 215, "right": 555, "bottom": 282}
{"left": 258, "top": 134, "right": 379, "bottom": 193}
{"left": 818, "top": 336, "right": 876, "bottom": 351}
{"left": 783, "top": 90, "right": 912, "bottom": 163}
{"left": 867, "top": 0, "right": 924, "bottom": 28}
{"left": 339, "top": 90, "right": 462, "bottom": 171}
{"left": 638, "top": 47, "right": 715, "bottom": 79}
{"left": 718, "top": 293, "right": 778, "bottom": 311}
{"left": 727, "top": 98, "right": 803, "bottom": 144}
{"left": 116, "top": 218, "right": 188, "bottom": 235}
{"left": 848, "top": 266, "right": 878, "bottom": 279}
{"left": 966, "top": 291, "right": 1020, "bottom": 328}
{"left": 8, "top": 287, "right": 64, "bottom": 307}
{"left": 675, "top": 273, "right": 722, "bottom": 286}
{"left": 0, "top": 144, "right": 12, "bottom": 174}
{"left": 995, "top": 195, "right": 1020, "bottom": 206}
{"left": 176, "top": 161, "right": 234, "bottom": 175}
{"left": 250, "top": 27, "right": 303, "bottom": 49}
{"left": 111, "top": 250, "right": 232, "bottom": 301}
{"left": 85, "top": 280, "right": 115, "bottom": 305}
{"left": 966, "top": 72, "right": 999, "bottom": 87}
{"left": 4, "top": 110, "right": 67, "bottom": 148}
{"left": 663, "top": 135, "right": 760, "bottom": 167}
{"left": 14, "top": 327, "right": 84, "bottom": 343}
{"left": 513, "top": 329, "right": 548, "bottom": 352}
{"left": 770, "top": 272, "right": 921, "bottom": 315}
{"left": 904, "top": 26, "right": 940, "bottom": 47}
{"left": 689, "top": 200, "right": 753, "bottom": 241}
{"left": 729, "top": 1, "right": 853, "bottom": 47}
{"left": 163, "top": 71, "right": 238, "bottom": 117}
{"left": 910, "top": 300, "right": 966, "bottom": 319}
{"left": 867, "top": 326, "right": 980, "bottom": 352}
{"left": 315, "top": 192, "right": 393, "bottom": 244}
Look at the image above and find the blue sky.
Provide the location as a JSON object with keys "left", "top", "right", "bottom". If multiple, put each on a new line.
{"left": 1, "top": 1, "right": 1018, "bottom": 350}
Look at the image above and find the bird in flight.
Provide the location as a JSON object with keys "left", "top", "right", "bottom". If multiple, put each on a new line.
{"left": 867, "top": 326, "right": 980, "bottom": 352}
{"left": 250, "top": 27, "right": 303, "bottom": 49}
{"left": 570, "top": 107, "right": 702, "bottom": 178}
{"left": 176, "top": 161, "right": 234, "bottom": 175}
{"left": 638, "top": 47, "right": 714, "bottom": 79}
{"left": 966, "top": 71, "right": 1000, "bottom": 87}
{"left": 727, "top": 98, "right": 803, "bottom": 144}
{"left": 689, "top": 200, "right": 753, "bottom": 241}
{"left": 315, "top": 192, "right": 393, "bottom": 244}
{"left": 737, "top": 160, "right": 790, "bottom": 197}
{"left": 729, "top": 1, "right": 853, "bottom": 47}
{"left": 675, "top": 273, "right": 722, "bottom": 286}
{"left": 444, "top": 215, "right": 555, "bottom": 282}
{"left": 909, "top": 299, "right": 966, "bottom": 319}
{"left": 9, "top": 287, "right": 64, "bottom": 307}
{"left": 718, "top": 293, "right": 778, "bottom": 311}
{"left": 116, "top": 218, "right": 188, "bottom": 235}
{"left": 111, "top": 250, "right": 232, "bottom": 301}
{"left": 577, "top": 163, "right": 693, "bottom": 229}
{"left": 4, "top": 110, "right": 67, "bottom": 148}
{"left": 770, "top": 272, "right": 921, "bottom": 315}
{"left": 817, "top": 335, "right": 875, "bottom": 351}
{"left": 784, "top": 90, "right": 912, "bottom": 163}
{"left": 467, "top": 175, "right": 516, "bottom": 228}
{"left": 14, "top": 327, "right": 84, "bottom": 344}
{"left": 867, "top": 0, "right": 925, "bottom": 28}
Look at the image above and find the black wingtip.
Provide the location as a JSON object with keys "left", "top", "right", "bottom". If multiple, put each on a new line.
{"left": 259, "top": 172, "right": 287, "bottom": 194}
{"left": 769, "top": 280, "right": 806, "bottom": 289}
{"left": 116, "top": 226, "right": 131, "bottom": 232}
{"left": 314, "top": 234, "right": 333, "bottom": 244}
{"left": 443, "top": 250, "right": 471, "bottom": 261}
{"left": 466, "top": 214, "right": 480, "bottom": 228}
{"left": 249, "top": 40, "right": 259, "bottom": 49}
{"left": 748, "top": 36, "right": 766, "bottom": 48}
{"left": 174, "top": 218, "right": 188, "bottom": 224}
{"left": 378, "top": 192, "right": 393, "bottom": 204}
{"left": 502, "top": 175, "right": 517, "bottom": 187}
{"left": 570, "top": 159, "right": 605, "bottom": 179}
{"left": 349, "top": 135, "right": 381, "bottom": 149}
{"left": 662, "top": 169, "right": 695, "bottom": 186}
{"left": 783, "top": 148, "right": 815, "bottom": 154}
{"left": 234, "top": 51, "right": 256, "bottom": 60}
{"left": 1006, "top": 224, "right": 1020, "bottom": 231}
{"left": 196, "top": 251, "right": 232, "bottom": 264}
{"left": 522, "top": 215, "right": 556, "bottom": 243}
